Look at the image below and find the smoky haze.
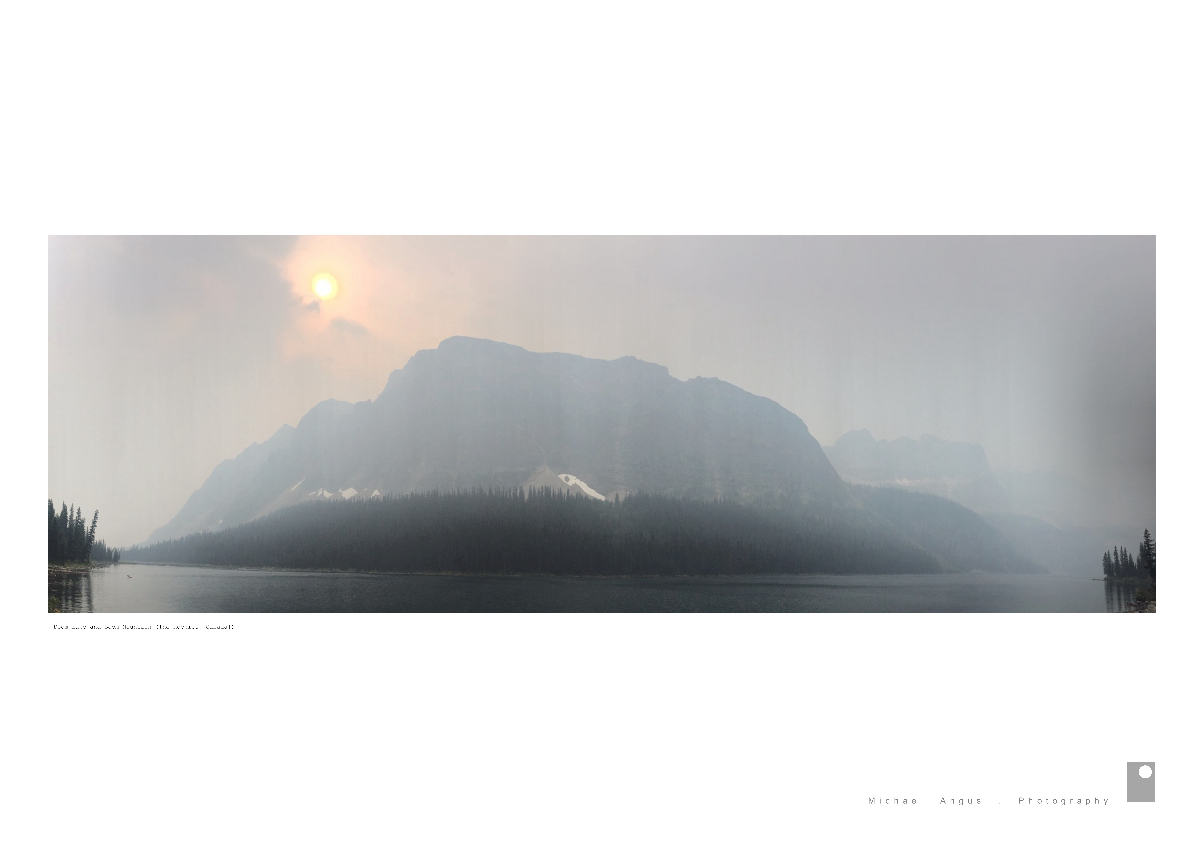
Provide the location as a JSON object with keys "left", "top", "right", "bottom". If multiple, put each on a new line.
{"left": 48, "top": 236, "right": 1154, "bottom": 545}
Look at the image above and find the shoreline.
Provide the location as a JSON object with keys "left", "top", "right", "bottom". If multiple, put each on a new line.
{"left": 116, "top": 560, "right": 1078, "bottom": 580}
{"left": 1101, "top": 575, "right": 1156, "bottom": 612}
{"left": 48, "top": 561, "right": 109, "bottom": 574}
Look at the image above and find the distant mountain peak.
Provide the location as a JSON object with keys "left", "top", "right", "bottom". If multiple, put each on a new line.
{"left": 146, "top": 337, "right": 847, "bottom": 543}
{"left": 833, "top": 429, "right": 876, "bottom": 446}
{"left": 437, "top": 335, "right": 527, "bottom": 352}
{"left": 824, "top": 429, "right": 1007, "bottom": 514}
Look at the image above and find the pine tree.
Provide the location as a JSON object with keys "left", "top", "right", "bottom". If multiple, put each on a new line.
{"left": 57, "top": 502, "right": 70, "bottom": 565}
{"left": 48, "top": 499, "right": 58, "bottom": 563}
{"left": 86, "top": 510, "right": 99, "bottom": 562}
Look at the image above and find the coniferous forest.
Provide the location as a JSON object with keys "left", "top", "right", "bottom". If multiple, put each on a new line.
{"left": 125, "top": 488, "right": 948, "bottom": 576}
{"left": 1101, "top": 529, "right": 1155, "bottom": 611}
{"left": 47, "top": 499, "right": 120, "bottom": 565}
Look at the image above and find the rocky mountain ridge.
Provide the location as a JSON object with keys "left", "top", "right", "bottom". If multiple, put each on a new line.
{"left": 147, "top": 337, "right": 848, "bottom": 543}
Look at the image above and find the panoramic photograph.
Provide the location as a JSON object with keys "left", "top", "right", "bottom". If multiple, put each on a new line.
{"left": 47, "top": 235, "right": 1155, "bottom": 612}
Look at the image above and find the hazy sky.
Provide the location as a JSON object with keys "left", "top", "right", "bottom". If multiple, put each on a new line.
{"left": 49, "top": 236, "right": 1154, "bottom": 544}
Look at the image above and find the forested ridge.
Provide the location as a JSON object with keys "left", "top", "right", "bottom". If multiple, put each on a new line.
{"left": 127, "top": 488, "right": 947, "bottom": 576}
{"left": 849, "top": 485, "right": 1045, "bottom": 574}
{"left": 47, "top": 499, "right": 120, "bottom": 565}
{"left": 1102, "top": 530, "right": 1155, "bottom": 581}
{"left": 1102, "top": 529, "right": 1155, "bottom": 611}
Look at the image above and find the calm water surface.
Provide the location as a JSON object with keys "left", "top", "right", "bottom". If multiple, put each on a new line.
{"left": 50, "top": 562, "right": 1134, "bottom": 613}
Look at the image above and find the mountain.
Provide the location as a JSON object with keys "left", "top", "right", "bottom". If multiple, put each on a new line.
{"left": 823, "top": 430, "right": 1140, "bottom": 574}
{"left": 851, "top": 486, "right": 1043, "bottom": 574}
{"left": 144, "top": 337, "right": 1045, "bottom": 576}
{"left": 823, "top": 430, "right": 1009, "bottom": 514}
{"left": 980, "top": 512, "right": 1140, "bottom": 576}
{"left": 132, "top": 488, "right": 948, "bottom": 577}
{"left": 147, "top": 337, "right": 849, "bottom": 543}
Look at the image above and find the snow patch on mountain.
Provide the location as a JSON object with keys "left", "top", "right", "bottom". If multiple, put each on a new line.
{"left": 558, "top": 473, "right": 606, "bottom": 501}
{"left": 290, "top": 478, "right": 305, "bottom": 492}
{"left": 340, "top": 488, "right": 358, "bottom": 499}
{"left": 522, "top": 465, "right": 608, "bottom": 500}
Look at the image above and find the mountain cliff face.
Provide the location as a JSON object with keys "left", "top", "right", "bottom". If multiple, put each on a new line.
{"left": 147, "top": 337, "right": 849, "bottom": 543}
{"left": 823, "top": 430, "right": 1009, "bottom": 514}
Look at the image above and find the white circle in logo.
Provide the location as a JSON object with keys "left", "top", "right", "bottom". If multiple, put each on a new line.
{"left": 1139, "top": 765, "right": 1153, "bottom": 779}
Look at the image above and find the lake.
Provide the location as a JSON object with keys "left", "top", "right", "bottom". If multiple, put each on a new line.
{"left": 49, "top": 562, "right": 1136, "bottom": 613}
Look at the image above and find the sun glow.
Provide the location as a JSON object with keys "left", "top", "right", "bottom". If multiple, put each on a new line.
{"left": 312, "top": 273, "right": 339, "bottom": 300}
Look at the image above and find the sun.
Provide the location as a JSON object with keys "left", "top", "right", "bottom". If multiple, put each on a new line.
{"left": 312, "top": 273, "right": 339, "bottom": 300}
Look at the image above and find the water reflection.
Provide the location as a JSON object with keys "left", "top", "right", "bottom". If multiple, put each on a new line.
{"left": 1104, "top": 580, "right": 1138, "bottom": 613}
{"left": 49, "top": 562, "right": 1126, "bottom": 613}
{"left": 49, "top": 567, "right": 95, "bottom": 613}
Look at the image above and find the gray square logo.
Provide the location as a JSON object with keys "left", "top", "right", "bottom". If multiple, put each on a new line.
{"left": 1127, "top": 762, "right": 1155, "bottom": 802}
